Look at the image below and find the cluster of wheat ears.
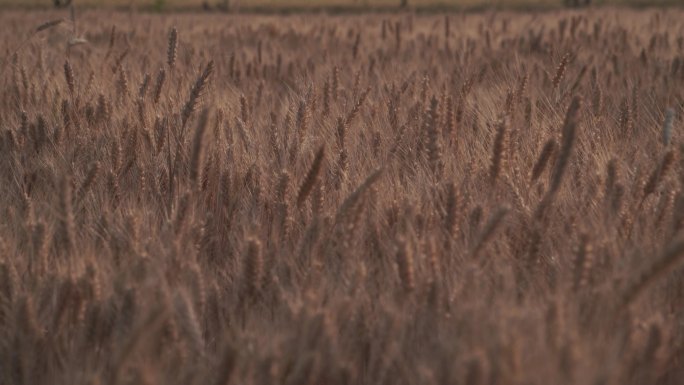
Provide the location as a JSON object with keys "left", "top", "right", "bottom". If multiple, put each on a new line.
{"left": 0, "top": 7, "right": 683, "bottom": 385}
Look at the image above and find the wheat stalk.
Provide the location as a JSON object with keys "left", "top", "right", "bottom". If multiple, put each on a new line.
{"left": 296, "top": 146, "right": 325, "bottom": 208}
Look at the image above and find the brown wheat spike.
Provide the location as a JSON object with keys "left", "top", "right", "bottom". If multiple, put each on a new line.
{"left": 84, "top": 263, "right": 101, "bottom": 303}
{"left": 621, "top": 240, "right": 684, "bottom": 309}
{"left": 643, "top": 150, "right": 676, "bottom": 200}
{"left": 240, "top": 94, "right": 249, "bottom": 124}
{"left": 444, "top": 182, "right": 461, "bottom": 239}
{"left": 276, "top": 170, "right": 291, "bottom": 223}
{"left": 189, "top": 109, "right": 210, "bottom": 188}
{"left": 552, "top": 52, "right": 571, "bottom": 90}
{"left": 112, "top": 49, "right": 129, "bottom": 75}
{"left": 573, "top": 233, "right": 593, "bottom": 291}
{"left": 617, "top": 98, "right": 632, "bottom": 134}
{"left": 472, "top": 207, "right": 509, "bottom": 258}
{"left": 395, "top": 237, "right": 415, "bottom": 293}
{"left": 332, "top": 66, "right": 340, "bottom": 100}
{"left": 631, "top": 85, "right": 640, "bottom": 124}
{"left": 312, "top": 184, "right": 324, "bottom": 216}
{"left": 0, "top": 258, "right": 18, "bottom": 304}
{"left": 36, "top": 19, "right": 63, "bottom": 32}
{"left": 334, "top": 169, "right": 383, "bottom": 225}
{"left": 244, "top": 164, "right": 262, "bottom": 203}
{"left": 153, "top": 67, "right": 166, "bottom": 104}
{"left": 18, "top": 63, "right": 28, "bottom": 94}
{"left": 504, "top": 90, "right": 515, "bottom": 117}
{"left": 275, "top": 170, "right": 290, "bottom": 203}
{"left": 20, "top": 189, "right": 33, "bottom": 227}
{"left": 673, "top": 193, "right": 684, "bottom": 232}
{"left": 244, "top": 237, "right": 263, "bottom": 297}
{"left": 524, "top": 98, "right": 533, "bottom": 127}
{"left": 654, "top": 188, "right": 677, "bottom": 228}
{"left": 296, "top": 100, "right": 309, "bottom": 140}
{"left": 604, "top": 158, "right": 619, "bottom": 200}
{"left": 345, "top": 87, "right": 370, "bottom": 127}
{"left": 336, "top": 117, "right": 347, "bottom": 149}
{"left": 76, "top": 161, "right": 100, "bottom": 205}
{"left": 136, "top": 98, "right": 146, "bottom": 128}
{"left": 108, "top": 170, "right": 120, "bottom": 208}
{"left": 96, "top": 93, "right": 110, "bottom": 122}
{"left": 31, "top": 220, "right": 48, "bottom": 275}
{"left": 4, "top": 129, "right": 17, "bottom": 152}
{"left": 167, "top": 27, "right": 178, "bottom": 68}
{"left": 64, "top": 61, "right": 75, "bottom": 96}
{"left": 296, "top": 146, "right": 325, "bottom": 207}
{"left": 352, "top": 32, "right": 361, "bottom": 59}
{"left": 444, "top": 95, "right": 456, "bottom": 139}
{"left": 372, "top": 130, "right": 381, "bottom": 159}
{"left": 516, "top": 73, "right": 529, "bottom": 102}
{"left": 182, "top": 61, "right": 214, "bottom": 127}
{"left": 104, "top": 25, "right": 116, "bottom": 60}
{"left": 426, "top": 96, "right": 443, "bottom": 176}
{"left": 489, "top": 117, "right": 509, "bottom": 184}
{"left": 117, "top": 69, "right": 129, "bottom": 101}
{"left": 268, "top": 112, "right": 281, "bottom": 160}
{"left": 322, "top": 78, "right": 331, "bottom": 117}
{"left": 19, "top": 110, "right": 28, "bottom": 138}
{"left": 610, "top": 182, "right": 625, "bottom": 217}
{"left": 58, "top": 176, "right": 76, "bottom": 256}
{"left": 530, "top": 139, "right": 557, "bottom": 183}
{"left": 138, "top": 73, "right": 151, "bottom": 99}
{"left": 592, "top": 83, "right": 603, "bottom": 116}
{"left": 33, "top": 115, "right": 48, "bottom": 151}
{"left": 419, "top": 76, "right": 430, "bottom": 107}
{"left": 334, "top": 149, "right": 349, "bottom": 190}
{"left": 219, "top": 170, "right": 232, "bottom": 207}
{"left": 549, "top": 96, "right": 582, "bottom": 196}
{"left": 173, "top": 191, "right": 191, "bottom": 235}
{"left": 534, "top": 96, "right": 582, "bottom": 219}
{"left": 61, "top": 100, "right": 71, "bottom": 134}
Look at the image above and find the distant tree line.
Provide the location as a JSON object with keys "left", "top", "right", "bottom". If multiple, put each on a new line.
{"left": 52, "top": 0, "right": 592, "bottom": 9}
{"left": 563, "top": 0, "right": 592, "bottom": 6}
{"left": 399, "top": 0, "right": 591, "bottom": 7}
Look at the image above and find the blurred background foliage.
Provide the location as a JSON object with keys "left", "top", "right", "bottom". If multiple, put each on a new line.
{"left": 2, "top": 0, "right": 682, "bottom": 11}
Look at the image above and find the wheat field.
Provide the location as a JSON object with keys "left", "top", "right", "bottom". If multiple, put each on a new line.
{"left": 0, "top": 7, "right": 683, "bottom": 385}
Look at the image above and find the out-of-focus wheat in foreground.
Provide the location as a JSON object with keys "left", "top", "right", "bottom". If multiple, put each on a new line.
{"left": 0, "top": 8, "right": 683, "bottom": 385}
